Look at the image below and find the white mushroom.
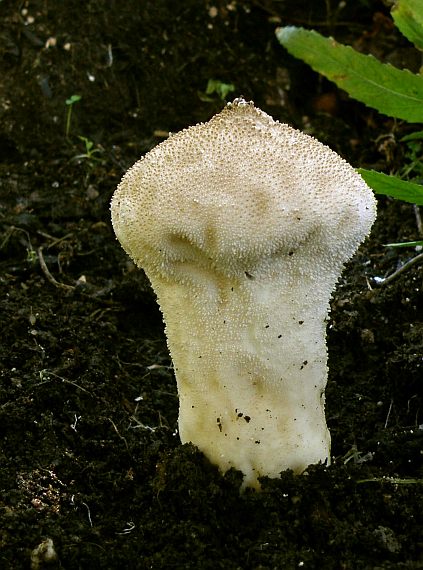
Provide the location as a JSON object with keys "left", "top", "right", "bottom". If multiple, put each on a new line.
{"left": 111, "top": 98, "right": 377, "bottom": 488}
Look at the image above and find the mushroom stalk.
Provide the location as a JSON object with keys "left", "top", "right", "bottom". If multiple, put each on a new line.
{"left": 153, "top": 268, "right": 331, "bottom": 488}
{"left": 111, "top": 99, "right": 377, "bottom": 488}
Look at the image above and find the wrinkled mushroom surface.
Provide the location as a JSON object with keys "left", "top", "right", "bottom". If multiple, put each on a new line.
{"left": 111, "top": 99, "right": 377, "bottom": 488}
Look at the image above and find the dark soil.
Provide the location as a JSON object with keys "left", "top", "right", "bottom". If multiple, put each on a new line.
{"left": 1, "top": 1, "right": 422, "bottom": 568}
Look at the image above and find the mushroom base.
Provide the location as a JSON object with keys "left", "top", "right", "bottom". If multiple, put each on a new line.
{"left": 152, "top": 273, "right": 332, "bottom": 489}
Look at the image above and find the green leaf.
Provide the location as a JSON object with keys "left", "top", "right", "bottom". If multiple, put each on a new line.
{"left": 205, "top": 79, "right": 235, "bottom": 100}
{"left": 65, "top": 94, "right": 82, "bottom": 106}
{"left": 400, "top": 129, "right": 423, "bottom": 142}
{"left": 276, "top": 26, "right": 423, "bottom": 122}
{"left": 392, "top": 0, "right": 423, "bottom": 51}
{"left": 358, "top": 168, "right": 423, "bottom": 205}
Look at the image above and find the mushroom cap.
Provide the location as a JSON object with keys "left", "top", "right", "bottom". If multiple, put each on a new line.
{"left": 111, "top": 99, "right": 376, "bottom": 280}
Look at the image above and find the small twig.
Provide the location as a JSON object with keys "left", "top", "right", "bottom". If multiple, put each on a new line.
{"left": 36, "top": 230, "right": 74, "bottom": 249}
{"left": 414, "top": 204, "right": 422, "bottom": 237}
{"left": 108, "top": 417, "right": 130, "bottom": 451}
{"left": 1, "top": 225, "right": 33, "bottom": 251}
{"left": 357, "top": 477, "right": 423, "bottom": 485}
{"left": 116, "top": 521, "right": 136, "bottom": 535}
{"left": 384, "top": 398, "right": 394, "bottom": 429}
{"left": 37, "top": 246, "right": 74, "bottom": 291}
{"left": 38, "top": 369, "right": 89, "bottom": 393}
{"left": 82, "top": 502, "right": 93, "bottom": 527}
{"left": 128, "top": 415, "right": 158, "bottom": 432}
{"left": 373, "top": 251, "right": 423, "bottom": 286}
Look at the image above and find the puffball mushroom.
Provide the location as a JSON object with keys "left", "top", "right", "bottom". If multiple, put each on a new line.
{"left": 111, "top": 98, "right": 376, "bottom": 488}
